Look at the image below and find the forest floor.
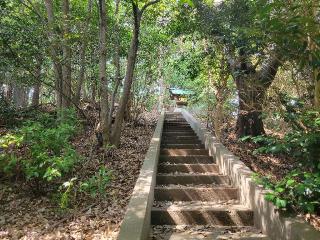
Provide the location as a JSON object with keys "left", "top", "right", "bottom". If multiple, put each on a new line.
{"left": 0, "top": 107, "right": 158, "bottom": 240}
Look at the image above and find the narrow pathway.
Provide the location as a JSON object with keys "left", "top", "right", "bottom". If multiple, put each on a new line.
{"left": 150, "top": 112, "right": 269, "bottom": 240}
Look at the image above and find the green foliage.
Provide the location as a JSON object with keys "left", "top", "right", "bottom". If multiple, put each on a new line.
{"left": 80, "top": 166, "right": 112, "bottom": 198}
{"left": 253, "top": 171, "right": 320, "bottom": 213}
{"left": 245, "top": 104, "right": 320, "bottom": 214}
{"left": 59, "top": 177, "right": 77, "bottom": 209}
{"left": 0, "top": 108, "right": 80, "bottom": 184}
{"left": 240, "top": 108, "right": 320, "bottom": 169}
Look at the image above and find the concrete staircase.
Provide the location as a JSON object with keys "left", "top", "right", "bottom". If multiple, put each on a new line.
{"left": 150, "top": 113, "right": 269, "bottom": 240}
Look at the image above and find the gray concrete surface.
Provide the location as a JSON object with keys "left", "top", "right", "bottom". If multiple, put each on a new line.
{"left": 117, "top": 111, "right": 165, "bottom": 240}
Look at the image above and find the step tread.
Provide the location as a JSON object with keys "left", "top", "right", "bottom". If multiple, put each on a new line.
{"left": 150, "top": 226, "right": 269, "bottom": 240}
{"left": 161, "top": 144, "right": 205, "bottom": 149}
{"left": 158, "top": 163, "right": 218, "bottom": 166}
{"left": 155, "top": 185, "right": 237, "bottom": 190}
{"left": 152, "top": 203, "right": 250, "bottom": 211}
{"left": 157, "top": 173, "right": 226, "bottom": 176}
{"left": 154, "top": 186, "right": 239, "bottom": 201}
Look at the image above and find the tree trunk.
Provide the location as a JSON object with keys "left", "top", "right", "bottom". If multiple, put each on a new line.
{"left": 98, "top": 0, "right": 110, "bottom": 145}
{"left": 5, "top": 83, "right": 13, "bottom": 103}
{"left": 74, "top": 0, "right": 93, "bottom": 105}
{"left": 32, "top": 58, "right": 42, "bottom": 107}
{"left": 107, "top": 0, "right": 121, "bottom": 127}
{"left": 315, "top": 76, "right": 320, "bottom": 108}
{"left": 111, "top": 10, "right": 140, "bottom": 146}
{"left": 234, "top": 54, "right": 281, "bottom": 137}
{"left": 61, "top": 0, "right": 72, "bottom": 108}
{"left": 32, "top": 84, "right": 40, "bottom": 107}
{"left": 13, "top": 84, "right": 28, "bottom": 108}
{"left": 44, "top": 0, "right": 63, "bottom": 108}
{"left": 110, "top": 0, "right": 159, "bottom": 146}
{"left": 158, "top": 48, "right": 164, "bottom": 112}
{"left": 235, "top": 77, "right": 266, "bottom": 137}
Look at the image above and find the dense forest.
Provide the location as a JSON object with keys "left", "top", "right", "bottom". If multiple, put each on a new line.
{"left": 0, "top": 0, "right": 319, "bottom": 238}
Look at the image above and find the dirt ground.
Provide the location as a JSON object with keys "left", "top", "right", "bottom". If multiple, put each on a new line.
{"left": 0, "top": 110, "right": 158, "bottom": 240}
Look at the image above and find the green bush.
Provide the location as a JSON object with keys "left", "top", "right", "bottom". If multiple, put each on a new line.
{"left": 242, "top": 104, "right": 320, "bottom": 214}
{"left": 253, "top": 170, "right": 320, "bottom": 213}
{"left": 240, "top": 109, "right": 320, "bottom": 167}
{"left": 0, "top": 108, "right": 80, "bottom": 183}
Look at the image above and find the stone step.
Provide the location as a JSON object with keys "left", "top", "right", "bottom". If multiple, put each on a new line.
{"left": 162, "top": 140, "right": 200, "bottom": 144}
{"left": 161, "top": 144, "right": 205, "bottom": 149}
{"left": 154, "top": 186, "right": 238, "bottom": 201}
{"left": 151, "top": 203, "right": 254, "bottom": 226}
{"left": 150, "top": 226, "right": 269, "bottom": 240}
{"left": 159, "top": 156, "right": 214, "bottom": 164}
{"left": 163, "top": 132, "right": 197, "bottom": 137}
{"left": 164, "top": 121, "right": 188, "bottom": 123}
{"left": 162, "top": 136, "right": 200, "bottom": 141}
{"left": 162, "top": 139, "right": 202, "bottom": 145}
{"left": 158, "top": 163, "right": 219, "bottom": 173}
{"left": 163, "top": 122, "right": 190, "bottom": 126}
{"left": 164, "top": 124, "right": 190, "bottom": 127}
{"left": 156, "top": 174, "right": 229, "bottom": 185}
{"left": 161, "top": 149, "right": 208, "bottom": 156}
{"left": 163, "top": 128, "right": 193, "bottom": 132}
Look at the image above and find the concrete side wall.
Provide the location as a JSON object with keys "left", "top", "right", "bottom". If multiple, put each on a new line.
{"left": 180, "top": 109, "right": 320, "bottom": 240}
{"left": 118, "top": 112, "right": 165, "bottom": 240}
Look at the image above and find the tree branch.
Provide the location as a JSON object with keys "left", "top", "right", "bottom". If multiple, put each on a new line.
{"left": 258, "top": 52, "right": 282, "bottom": 88}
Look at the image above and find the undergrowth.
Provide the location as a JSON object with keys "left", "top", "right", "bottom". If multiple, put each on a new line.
{"left": 0, "top": 108, "right": 112, "bottom": 208}
{"left": 240, "top": 98, "right": 320, "bottom": 215}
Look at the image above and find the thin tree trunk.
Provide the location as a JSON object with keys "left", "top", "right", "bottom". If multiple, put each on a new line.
{"left": 61, "top": 0, "right": 72, "bottom": 108}
{"left": 32, "top": 57, "right": 42, "bottom": 107}
{"left": 111, "top": 8, "right": 140, "bottom": 146}
{"left": 32, "top": 84, "right": 40, "bottom": 107}
{"left": 158, "top": 48, "right": 164, "bottom": 112}
{"left": 44, "top": 0, "right": 63, "bottom": 108}
{"left": 107, "top": 0, "right": 121, "bottom": 127}
{"left": 110, "top": 0, "right": 160, "bottom": 146}
{"left": 98, "top": 0, "right": 110, "bottom": 145}
{"left": 74, "top": 0, "right": 93, "bottom": 105}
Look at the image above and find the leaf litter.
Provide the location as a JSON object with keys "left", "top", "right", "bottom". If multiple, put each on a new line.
{"left": 0, "top": 109, "right": 158, "bottom": 240}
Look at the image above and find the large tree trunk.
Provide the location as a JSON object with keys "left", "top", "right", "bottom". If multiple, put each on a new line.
{"left": 61, "top": 0, "right": 72, "bottom": 108}
{"left": 98, "top": 0, "right": 110, "bottom": 145}
{"left": 235, "top": 76, "right": 266, "bottom": 137}
{"left": 234, "top": 54, "right": 281, "bottom": 137}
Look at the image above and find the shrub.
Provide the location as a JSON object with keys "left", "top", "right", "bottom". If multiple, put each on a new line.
{"left": 0, "top": 108, "right": 80, "bottom": 184}
{"left": 242, "top": 104, "right": 320, "bottom": 214}
{"left": 253, "top": 170, "right": 320, "bottom": 213}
